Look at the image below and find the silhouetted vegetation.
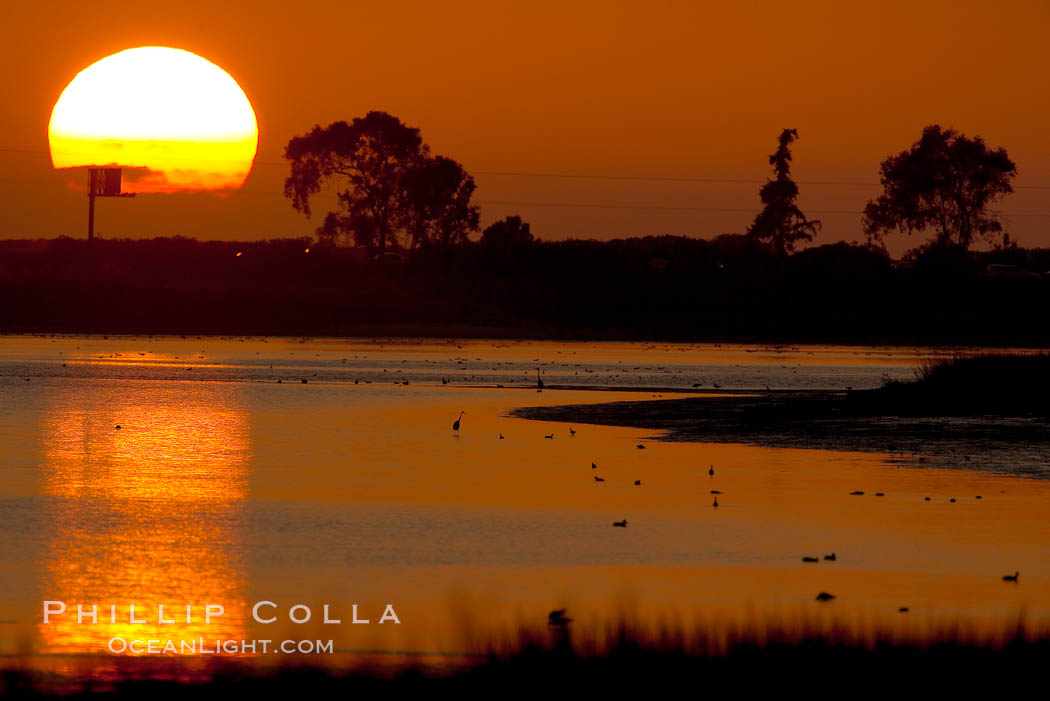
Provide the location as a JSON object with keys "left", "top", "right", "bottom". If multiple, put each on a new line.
{"left": 864, "top": 125, "right": 1017, "bottom": 250}
{"left": 284, "top": 111, "right": 478, "bottom": 255}
{"left": 2, "top": 622, "right": 1047, "bottom": 697}
{"left": 746, "top": 128, "right": 821, "bottom": 254}
{"left": 871, "top": 352, "right": 1050, "bottom": 415}
{"left": 5, "top": 235, "right": 1050, "bottom": 343}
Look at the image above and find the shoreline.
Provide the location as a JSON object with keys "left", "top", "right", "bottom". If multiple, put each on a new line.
{"left": 509, "top": 390, "right": 1050, "bottom": 479}
{"left": 3, "top": 330, "right": 1050, "bottom": 350}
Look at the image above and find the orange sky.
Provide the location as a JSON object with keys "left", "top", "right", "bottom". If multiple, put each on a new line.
{"left": 2, "top": 0, "right": 1049, "bottom": 251}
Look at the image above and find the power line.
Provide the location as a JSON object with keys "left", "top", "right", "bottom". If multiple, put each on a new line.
{"left": 4, "top": 147, "right": 1050, "bottom": 217}
{"left": 476, "top": 200, "right": 855, "bottom": 215}
{"left": 475, "top": 200, "right": 1050, "bottom": 218}
{"left": 7, "top": 146, "right": 1050, "bottom": 190}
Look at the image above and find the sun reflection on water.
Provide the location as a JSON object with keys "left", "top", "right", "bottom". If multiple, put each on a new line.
{"left": 36, "top": 383, "right": 250, "bottom": 657}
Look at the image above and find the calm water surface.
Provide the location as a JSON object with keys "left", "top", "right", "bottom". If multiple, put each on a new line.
{"left": 1, "top": 337, "right": 1047, "bottom": 664}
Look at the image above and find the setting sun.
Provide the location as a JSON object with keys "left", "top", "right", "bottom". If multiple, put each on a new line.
{"left": 48, "top": 46, "right": 258, "bottom": 193}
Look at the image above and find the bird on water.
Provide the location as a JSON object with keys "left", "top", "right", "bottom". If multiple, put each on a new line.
{"left": 452, "top": 411, "right": 464, "bottom": 436}
{"left": 613, "top": 519, "right": 627, "bottom": 527}
{"left": 815, "top": 592, "right": 836, "bottom": 602}
{"left": 1003, "top": 571, "right": 1020, "bottom": 583}
{"left": 548, "top": 610, "right": 572, "bottom": 627}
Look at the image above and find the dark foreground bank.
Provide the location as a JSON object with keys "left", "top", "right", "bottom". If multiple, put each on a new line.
{"left": 3, "top": 627, "right": 1047, "bottom": 698}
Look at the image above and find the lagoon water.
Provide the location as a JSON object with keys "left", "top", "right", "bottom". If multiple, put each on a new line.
{"left": 1, "top": 337, "right": 1048, "bottom": 667}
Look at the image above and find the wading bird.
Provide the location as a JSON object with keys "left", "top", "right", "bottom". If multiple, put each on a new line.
{"left": 536, "top": 370, "right": 544, "bottom": 390}
{"left": 452, "top": 411, "right": 464, "bottom": 436}
{"left": 712, "top": 497, "right": 719, "bottom": 508}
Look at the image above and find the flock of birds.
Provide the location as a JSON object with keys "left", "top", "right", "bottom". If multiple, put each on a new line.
{"left": 452, "top": 407, "right": 1024, "bottom": 620}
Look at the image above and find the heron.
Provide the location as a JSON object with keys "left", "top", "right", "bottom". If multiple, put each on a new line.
{"left": 536, "top": 370, "right": 544, "bottom": 390}
{"left": 452, "top": 411, "right": 465, "bottom": 436}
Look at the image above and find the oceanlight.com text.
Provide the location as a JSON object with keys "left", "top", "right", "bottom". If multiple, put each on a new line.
{"left": 107, "top": 637, "right": 335, "bottom": 655}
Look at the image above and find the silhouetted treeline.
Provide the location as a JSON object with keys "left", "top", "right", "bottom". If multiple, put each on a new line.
{"left": 3, "top": 235, "right": 1050, "bottom": 344}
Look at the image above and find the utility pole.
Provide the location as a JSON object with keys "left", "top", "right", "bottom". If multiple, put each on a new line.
{"left": 87, "top": 168, "right": 135, "bottom": 240}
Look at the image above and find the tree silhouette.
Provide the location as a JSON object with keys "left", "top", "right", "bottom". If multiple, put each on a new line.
{"left": 403, "top": 156, "right": 480, "bottom": 253}
{"left": 481, "top": 215, "right": 534, "bottom": 251}
{"left": 284, "top": 112, "right": 425, "bottom": 254}
{"left": 863, "top": 125, "right": 1016, "bottom": 250}
{"left": 284, "top": 112, "right": 478, "bottom": 256}
{"left": 746, "top": 129, "right": 821, "bottom": 255}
